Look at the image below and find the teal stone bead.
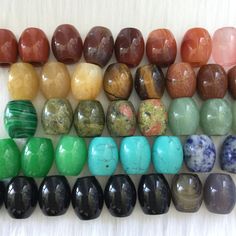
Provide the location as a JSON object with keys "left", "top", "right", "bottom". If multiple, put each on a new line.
{"left": 88, "top": 137, "right": 118, "bottom": 176}
{"left": 4, "top": 100, "right": 38, "bottom": 138}
{"left": 168, "top": 98, "right": 199, "bottom": 135}
{"left": 152, "top": 136, "right": 183, "bottom": 174}
{"left": 120, "top": 136, "right": 151, "bottom": 174}
{"left": 200, "top": 99, "right": 232, "bottom": 135}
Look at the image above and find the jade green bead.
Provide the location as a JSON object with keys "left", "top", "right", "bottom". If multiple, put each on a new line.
{"left": 232, "top": 101, "right": 236, "bottom": 133}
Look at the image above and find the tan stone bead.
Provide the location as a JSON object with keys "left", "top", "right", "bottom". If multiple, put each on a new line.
{"left": 8, "top": 63, "right": 39, "bottom": 100}
{"left": 71, "top": 63, "right": 103, "bottom": 100}
{"left": 40, "top": 62, "right": 71, "bottom": 99}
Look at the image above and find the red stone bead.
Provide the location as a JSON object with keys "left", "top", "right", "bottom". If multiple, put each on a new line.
{"left": 0, "top": 29, "right": 18, "bottom": 65}
{"left": 228, "top": 66, "right": 236, "bottom": 99}
{"left": 114, "top": 28, "right": 144, "bottom": 68}
{"left": 146, "top": 29, "right": 177, "bottom": 67}
{"left": 52, "top": 24, "right": 83, "bottom": 64}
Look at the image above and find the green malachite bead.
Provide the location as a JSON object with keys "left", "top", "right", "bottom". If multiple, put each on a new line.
{"left": 4, "top": 100, "right": 37, "bottom": 138}
{"left": 55, "top": 135, "right": 87, "bottom": 176}
{"left": 0, "top": 139, "right": 20, "bottom": 179}
{"left": 21, "top": 137, "right": 54, "bottom": 178}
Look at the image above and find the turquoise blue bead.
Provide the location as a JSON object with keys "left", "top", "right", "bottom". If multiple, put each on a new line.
{"left": 88, "top": 137, "right": 118, "bottom": 176}
{"left": 120, "top": 136, "right": 151, "bottom": 174}
{"left": 152, "top": 136, "right": 183, "bottom": 174}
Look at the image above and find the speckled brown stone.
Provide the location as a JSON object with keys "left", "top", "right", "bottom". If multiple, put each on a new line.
{"left": 228, "top": 65, "right": 236, "bottom": 99}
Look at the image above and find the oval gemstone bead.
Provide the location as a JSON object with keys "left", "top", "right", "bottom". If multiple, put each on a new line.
{"left": 114, "top": 28, "right": 144, "bottom": 67}
{"left": 138, "top": 174, "right": 171, "bottom": 215}
{"left": 227, "top": 65, "right": 236, "bottom": 99}
{"left": 103, "top": 63, "right": 133, "bottom": 101}
{"left": 232, "top": 101, "right": 236, "bottom": 132}
{"left": 104, "top": 175, "right": 136, "bottom": 217}
{"left": 135, "top": 64, "right": 165, "bottom": 100}
{"left": 4, "top": 100, "right": 38, "bottom": 138}
{"left": 39, "top": 176, "right": 71, "bottom": 216}
{"left": 83, "top": 26, "right": 114, "bottom": 67}
{"left": 72, "top": 176, "right": 103, "bottom": 220}
{"left": 0, "top": 181, "right": 4, "bottom": 208}
{"left": 51, "top": 24, "right": 83, "bottom": 64}
{"left": 5, "top": 176, "right": 38, "bottom": 219}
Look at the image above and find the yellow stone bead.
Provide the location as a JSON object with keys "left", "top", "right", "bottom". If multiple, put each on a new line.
{"left": 71, "top": 63, "right": 103, "bottom": 100}
{"left": 40, "top": 62, "right": 70, "bottom": 99}
{"left": 8, "top": 63, "right": 39, "bottom": 100}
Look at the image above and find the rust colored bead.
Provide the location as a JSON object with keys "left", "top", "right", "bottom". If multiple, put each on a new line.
{"left": 228, "top": 66, "right": 236, "bottom": 99}
{"left": 166, "top": 62, "right": 196, "bottom": 98}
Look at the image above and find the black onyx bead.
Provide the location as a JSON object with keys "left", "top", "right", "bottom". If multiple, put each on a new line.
{"left": 72, "top": 176, "right": 103, "bottom": 220}
{"left": 5, "top": 176, "right": 38, "bottom": 219}
{"left": 39, "top": 175, "right": 71, "bottom": 216}
{"left": 104, "top": 174, "right": 136, "bottom": 217}
{"left": 0, "top": 181, "right": 5, "bottom": 208}
{"left": 138, "top": 174, "right": 171, "bottom": 215}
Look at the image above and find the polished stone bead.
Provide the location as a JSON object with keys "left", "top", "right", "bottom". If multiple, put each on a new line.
{"left": 5, "top": 176, "right": 38, "bottom": 219}
{"left": 232, "top": 101, "right": 236, "bottom": 132}
{"left": 152, "top": 136, "right": 183, "bottom": 174}
{"left": 138, "top": 99, "right": 167, "bottom": 136}
{"left": 0, "top": 29, "right": 18, "bottom": 65}
{"left": 114, "top": 28, "right": 144, "bottom": 68}
{"left": 103, "top": 63, "right": 133, "bottom": 101}
{"left": 104, "top": 175, "right": 136, "bottom": 217}
{"left": 197, "top": 64, "right": 227, "bottom": 100}
{"left": 8, "top": 63, "right": 39, "bottom": 100}
{"left": 228, "top": 65, "right": 236, "bottom": 99}
{"left": 200, "top": 99, "right": 232, "bottom": 135}
{"left": 107, "top": 100, "right": 136, "bottom": 137}
{"left": 0, "top": 181, "right": 4, "bottom": 208}
{"left": 171, "top": 174, "right": 203, "bottom": 212}
{"left": 181, "top": 28, "right": 212, "bottom": 67}
{"left": 166, "top": 62, "right": 196, "bottom": 98}
{"left": 146, "top": 29, "right": 177, "bottom": 67}
{"left": 55, "top": 135, "right": 87, "bottom": 176}
{"left": 39, "top": 176, "right": 71, "bottom": 216}
{"left": 71, "top": 63, "right": 103, "bottom": 100}
{"left": 88, "top": 137, "right": 118, "bottom": 176}
{"left": 40, "top": 62, "right": 71, "bottom": 99}
{"left": 19, "top": 27, "right": 49, "bottom": 65}
{"left": 168, "top": 98, "right": 199, "bottom": 135}
{"left": 52, "top": 24, "right": 83, "bottom": 64}
{"left": 4, "top": 100, "right": 38, "bottom": 138}
{"left": 74, "top": 100, "right": 105, "bottom": 137}
{"left": 0, "top": 138, "right": 20, "bottom": 179}
{"left": 72, "top": 176, "right": 103, "bottom": 220}
{"left": 21, "top": 137, "right": 54, "bottom": 178}
{"left": 204, "top": 173, "right": 236, "bottom": 214}
{"left": 135, "top": 64, "right": 165, "bottom": 100}
{"left": 42, "top": 98, "right": 73, "bottom": 135}
{"left": 84, "top": 26, "right": 114, "bottom": 67}
{"left": 120, "top": 136, "right": 151, "bottom": 175}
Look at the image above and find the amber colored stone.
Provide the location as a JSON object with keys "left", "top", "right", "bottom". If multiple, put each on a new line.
{"left": 197, "top": 64, "right": 227, "bottom": 100}
{"left": 114, "top": 28, "right": 144, "bottom": 68}
{"left": 181, "top": 28, "right": 212, "bottom": 67}
{"left": 18, "top": 28, "right": 49, "bottom": 65}
{"left": 228, "top": 66, "right": 236, "bottom": 99}
{"left": 146, "top": 29, "right": 177, "bottom": 67}
{"left": 166, "top": 62, "right": 196, "bottom": 98}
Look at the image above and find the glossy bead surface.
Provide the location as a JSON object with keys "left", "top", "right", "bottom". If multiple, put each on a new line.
{"left": 232, "top": 101, "right": 236, "bottom": 132}
{"left": 4, "top": 100, "right": 37, "bottom": 138}
{"left": 5, "top": 177, "right": 38, "bottom": 219}
{"left": 72, "top": 176, "right": 103, "bottom": 220}
{"left": 104, "top": 175, "right": 136, "bottom": 217}
{"left": 51, "top": 24, "right": 83, "bottom": 64}
{"left": 0, "top": 181, "right": 4, "bottom": 208}
{"left": 228, "top": 65, "right": 236, "bottom": 99}
{"left": 204, "top": 173, "right": 236, "bottom": 214}
{"left": 39, "top": 176, "right": 71, "bottom": 216}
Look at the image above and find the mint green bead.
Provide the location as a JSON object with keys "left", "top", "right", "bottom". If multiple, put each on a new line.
{"left": 232, "top": 101, "right": 236, "bottom": 133}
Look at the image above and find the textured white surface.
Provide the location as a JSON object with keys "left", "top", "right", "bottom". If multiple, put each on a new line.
{"left": 0, "top": 0, "right": 236, "bottom": 235}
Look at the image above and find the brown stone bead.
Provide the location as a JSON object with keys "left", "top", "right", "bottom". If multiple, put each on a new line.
{"left": 228, "top": 66, "right": 236, "bottom": 99}
{"left": 197, "top": 64, "right": 227, "bottom": 100}
{"left": 114, "top": 28, "right": 144, "bottom": 68}
{"left": 83, "top": 26, "right": 114, "bottom": 67}
{"left": 135, "top": 64, "right": 165, "bottom": 100}
{"left": 51, "top": 24, "right": 83, "bottom": 64}
{"left": 146, "top": 29, "right": 177, "bottom": 67}
{"left": 166, "top": 62, "right": 196, "bottom": 98}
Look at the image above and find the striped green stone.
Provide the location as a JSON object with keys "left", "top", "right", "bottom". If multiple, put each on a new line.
{"left": 4, "top": 100, "right": 38, "bottom": 138}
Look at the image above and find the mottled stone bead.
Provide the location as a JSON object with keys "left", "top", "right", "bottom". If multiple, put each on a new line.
{"left": 228, "top": 65, "right": 236, "bottom": 99}
{"left": 103, "top": 63, "right": 133, "bottom": 101}
{"left": 232, "top": 101, "right": 236, "bottom": 132}
{"left": 166, "top": 62, "right": 196, "bottom": 98}
{"left": 204, "top": 173, "right": 236, "bottom": 214}
{"left": 171, "top": 174, "right": 203, "bottom": 212}
{"left": 135, "top": 64, "right": 165, "bottom": 100}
